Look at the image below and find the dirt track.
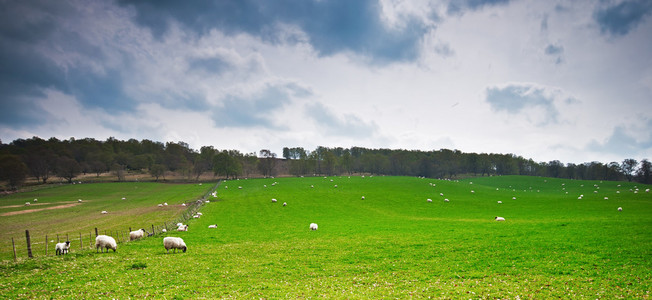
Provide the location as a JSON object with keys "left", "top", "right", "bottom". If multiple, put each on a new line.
{"left": 0, "top": 203, "right": 82, "bottom": 216}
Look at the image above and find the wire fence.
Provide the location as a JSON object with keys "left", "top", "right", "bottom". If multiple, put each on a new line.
{"left": 6, "top": 181, "right": 219, "bottom": 262}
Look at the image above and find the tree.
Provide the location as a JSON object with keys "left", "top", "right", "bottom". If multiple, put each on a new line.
{"left": 149, "top": 164, "right": 166, "bottom": 181}
{"left": 258, "top": 149, "right": 276, "bottom": 177}
{"left": 56, "top": 156, "right": 81, "bottom": 183}
{"left": 621, "top": 159, "right": 638, "bottom": 182}
{"left": 636, "top": 159, "right": 651, "bottom": 184}
{"left": 111, "top": 163, "right": 126, "bottom": 182}
{"left": 0, "top": 154, "right": 29, "bottom": 189}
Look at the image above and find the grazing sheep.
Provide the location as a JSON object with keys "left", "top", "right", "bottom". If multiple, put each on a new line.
{"left": 361, "top": 196, "right": 365, "bottom": 200}
{"left": 197, "top": 212, "right": 203, "bottom": 216}
{"left": 121, "top": 197, "right": 126, "bottom": 200}
{"left": 25, "top": 202, "right": 30, "bottom": 206}
{"left": 208, "top": 225, "right": 217, "bottom": 229}
{"left": 177, "top": 224, "right": 188, "bottom": 231}
{"left": 78, "top": 199, "right": 83, "bottom": 203}
{"left": 272, "top": 198, "right": 277, "bottom": 203}
{"left": 163, "top": 203, "right": 168, "bottom": 206}
{"left": 471, "top": 190, "right": 475, "bottom": 193}
{"left": 161, "top": 229, "right": 167, "bottom": 233}
{"left": 130, "top": 229, "right": 146, "bottom": 241}
{"left": 512, "top": 197, "right": 516, "bottom": 200}
{"left": 55, "top": 241, "right": 70, "bottom": 255}
{"left": 310, "top": 223, "right": 318, "bottom": 231}
{"left": 310, "top": 185, "right": 314, "bottom": 188}
{"left": 646, "top": 189, "right": 650, "bottom": 193}
{"left": 238, "top": 186, "right": 242, "bottom": 189}
{"left": 439, "top": 193, "right": 444, "bottom": 196}
{"left": 618, "top": 207, "right": 623, "bottom": 211}
{"left": 181, "top": 203, "right": 186, "bottom": 206}
{"left": 495, "top": 216, "right": 505, "bottom": 221}
{"left": 33, "top": 198, "right": 38, "bottom": 202}
{"left": 158, "top": 204, "right": 163, "bottom": 207}
{"left": 444, "top": 199, "right": 449, "bottom": 202}
{"left": 427, "top": 199, "right": 432, "bottom": 203}
{"left": 95, "top": 235, "right": 117, "bottom": 253}
{"left": 163, "top": 237, "right": 187, "bottom": 254}
{"left": 193, "top": 214, "right": 200, "bottom": 219}
{"left": 604, "top": 197, "right": 609, "bottom": 200}
{"left": 283, "top": 202, "right": 287, "bottom": 206}
{"left": 101, "top": 211, "right": 108, "bottom": 214}
{"left": 334, "top": 185, "right": 338, "bottom": 188}
{"left": 497, "top": 201, "right": 502, "bottom": 204}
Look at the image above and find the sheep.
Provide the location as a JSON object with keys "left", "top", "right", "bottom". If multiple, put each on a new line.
{"left": 55, "top": 241, "right": 70, "bottom": 255}
{"left": 163, "top": 237, "right": 187, "bottom": 254}
{"left": 604, "top": 197, "right": 609, "bottom": 200}
{"left": 497, "top": 201, "right": 502, "bottom": 204}
{"left": 95, "top": 235, "right": 117, "bottom": 253}
{"left": 495, "top": 216, "right": 505, "bottom": 221}
{"left": 238, "top": 186, "right": 242, "bottom": 189}
{"left": 617, "top": 207, "right": 623, "bottom": 211}
{"left": 177, "top": 224, "right": 188, "bottom": 231}
{"left": 334, "top": 185, "right": 338, "bottom": 188}
{"left": 427, "top": 198, "right": 432, "bottom": 203}
{"left": 512, "top": 197, "right": 516, "bottom": 200}
{"left": 163, "top": 202, "right": 168, "bottom": 206}
{"left": 78, "top": 199, "right": 83, "bottom": 203}
{"left": 208, "top": 224, "right": 217, "bottom": 229}
{"left": 471, "top": 190, "right": 475, "bottom": 193}
{"left": 101, "top": 211, "right": 108, "bottom": 214}
{"left": 361, "top": 196, "right": 365, "bottom": 200}
{"left": 158, "top": 204, "right": 163, "bottom": 207}
{"left": 193, "top": 214, "right": 200, "bottom": 219}
{"left": 646, "top": 188, "right": 650, "bottom": 193}
{"left": 181, "top": 203, "right": 186, "bottom": 206}
{"left": 283, "top": 202, "right": 287, "bottom": 206}
{"left": 33, "top": 198, "right": 38, "bottom": 202}
{"left": 121, "top": 197, "right": 126, "bottom": 200}
{"left": 272, "top": 198, "right": 277, "bottom": 203}
{"left": 130, "top": 229, "right": 146, "bottom": 241}
{"left": 25, "top": 202, "right": 30, "bottom": 206}
{"left": 439, "top": 193, "right": 444, "bottom": 196}
{"left": 196, "top": 212, "right": 203, "bottom": 216}
{"left": 444, "top": 199, "right": 449, "bottom": 202}
{"left": 310, "top": 223, "right": 318, "bottom": 230}
{"left": 161, "top": 229, "right": 167, "bottom": 233}
{"left": 310, "top": 185, "right": 314, "bottom": 188}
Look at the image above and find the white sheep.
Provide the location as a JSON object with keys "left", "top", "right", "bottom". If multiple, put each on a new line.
{"left": 163, "top": 237, "right": 187, "bottom": 254}
{"left": 208, "top": 225, "right": 217, "bottom": 229}
{"left": 161, "top": 229, "right": 167, "bottom": 233}
{"left": 512, "top": 197, "right": 516, "bottom": 200}
{"left": 25, "top": 202, "right": 30, "bottom": 206}
{"left": 101, "top": 211, "right": 108, "bottom": 214}
{"left": 272, "top": 198, "right": 277, "bottom": 203}
{"left": 439, "top": 193, "right": 444, "bottom": 196}
{"left": 176, "top": 223, "right": 183, "bottom": 227}
{"left": 158, "top": 204, "right": 163, "bottom": 207}
{"left": 130, "top": 229, "right": 146, "bottom": 241}
{"left": 444, "top": 199, "right": 449, "bottom": 202}
{"left": 334, "top": 185, "right": 338, "bottom": 188}
{"left": 361, "top": 196, "right": 365, "bottom": 200}
{"left": 604, "top": 197, "right": 609, "bottom": 200}
{"left": 427, "top": 199, "right": 432, "bottom": 203}
{"left": 55, "top": 241, "right": 70, "bottom": 255}
{"left": 617, "top": 207, "right": 623, "bottom": 211}
{"left": 646, "top": 189, "right": 650, "bottom": 193}
{"left": 78, "top": 199, "right": 83, "bottom": 203}
{"left": 310, "top": 223, "right": 318, "bottom": 230}
{"left": 283, "top": 202, "right": 287, "bottom": 206}
{"left": 238, "top": 186, "right": 242, "bottom": 189}
{"left": 497, "top": 201, "right": 502, "bottom": 204}
{"left": 471, "top": 190, "right": 475, "bottom": 193}
{"left": 95, "top": 235, "right": 117, "bottom": 253}
{"left": 33, "top": 198, "right": 38, "bottom": 202}
{"left": 121, "top": 197, "right": 126, "bottom": 200}
{"left": 310, "top": 185, "right": 314, "bottom": 188}
{"left": 196, "top": 212, "right": 203, "bottom": 216}
{"left": 193, "top": 214, "right": 200, "bottom": 219}
{"left": 163, "top": 202, "right": 168, "bottom": 206}
{"left": 177, "top": 224, "right": 188, "bottom": 231}
{"left": 495, "top": 216, "right": 505, "bottom": 221}
{"left": 181, "top": 203, "right": 186, "bottom": 206}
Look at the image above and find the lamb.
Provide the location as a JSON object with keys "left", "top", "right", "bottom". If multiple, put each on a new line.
{"left": 427, "top": 198, "right": 432, "bottom": 203}
{"left": 130, "top": 229, "right": 146, "bottom": 241}
{"left": 208, "top": 224, "right": 217, "bottom": 228}
{"left": 618, "top": 207, "right": 623, "bottom": 211}
{"left": 163, "top": 237, "right": 187, "bottom": 254}
{"left": 497, "top": 201, "right": 502, "bottom": 204}
{"left": 271, "top": 198, "right": 277, "bottom": 203}
{"left": 283, "top": 202, "right": 287, "bottom": 206}
{"left": 361, "top": 196, "right": 365, "bottom": 200}
{"left": 78, "top": 199, "right": 83, "bottom": 203}
{"left": 95, "top": 235, "right": 117, "bottom": 253}
{"left": 444, "top": 199, "right": 450, "bottom": 202}
{"left": 25, "top": 202, "right": 30, "bottom": 206}
{"left": 310, "top": 223, "right": 318, "bottom": 230}
{"left": 33, "top": 198, "right": 38, "bottom": 202}
{"left": 101, "top": 211, "right": 108, "bottom": 214}
{"left": 55, "top": 241, "right": 70, "bottom": 255}
{"left": 177, "top": 224, "right": 188, "bottom": 231}
{"left": 495, "top": 216, "right": 505, "bottom": 221}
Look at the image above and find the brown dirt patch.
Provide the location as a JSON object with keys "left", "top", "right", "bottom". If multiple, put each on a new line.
{"left": 0, "top": 203, "right": 82, "bottom": 216}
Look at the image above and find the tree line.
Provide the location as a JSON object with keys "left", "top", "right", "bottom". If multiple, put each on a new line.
{"left": 0, "top": 137, "right": 650, "bottom": 190}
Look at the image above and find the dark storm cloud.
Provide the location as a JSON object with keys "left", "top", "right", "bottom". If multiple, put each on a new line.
{"left": 118, "top": 0, "right": 430, "bottom": 63}
{"left": 594, "top": 0, "right": 652, "bottom": 36}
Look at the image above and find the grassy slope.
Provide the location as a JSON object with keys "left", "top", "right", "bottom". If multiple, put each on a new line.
{"left": 0, "top": 176, "right": 650, "bottom": 299}
{"left": 0, "top": 182, "right": 213, "bottom": 260}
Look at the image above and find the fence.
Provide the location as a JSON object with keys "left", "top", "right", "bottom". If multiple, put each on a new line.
{"left": 6, "top": 182, "right": 219, "bottom": 262}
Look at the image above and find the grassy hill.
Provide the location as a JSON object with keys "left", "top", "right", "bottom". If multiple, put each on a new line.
{"left": 0, "top": 176, "right": 650, "bottom": 298}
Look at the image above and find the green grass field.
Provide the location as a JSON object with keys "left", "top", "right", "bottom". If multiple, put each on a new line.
{"left": 0, "top": 176, "right": 650, "bottom": 298}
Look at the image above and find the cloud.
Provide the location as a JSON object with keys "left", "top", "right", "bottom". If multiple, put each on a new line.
{"left": 118, "top": 0, "right": 432, "bottom": 63}
{"left": 447, "top": 0, "right": 511, "bottom": 15}
{"left": 485, "top": 83, "right": 562, "bottom": 125}
{"left": 594, "top": 0, "right": 652, "bottom": 37}
{"left": 544, "top": 43, "right": 564, "bottom": 64}
{"left": 305, "top": 102, "right": 377, "bottom": 138}
{"left": 586, "top": 121, "right": 652, "bottom": 158}
{"left": 212, "top": 81, "right": 311, "bottom": 128}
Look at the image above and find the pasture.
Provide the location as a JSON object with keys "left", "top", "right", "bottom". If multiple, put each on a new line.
{"left": 0, "top": 176, "right": 650, "bottom": 298}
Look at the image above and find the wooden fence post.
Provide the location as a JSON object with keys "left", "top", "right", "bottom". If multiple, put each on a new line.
{"left": 94, "top": 228, "right": 98, "bottom": 237}
{"left": 89, "top": 232, "right": 93, "bottom": 248}
{"left": 151, "top": 224, "right": 155, "bottom": 235}
{"left": 12, "top": 237, "right": 17, "bottom": 262}
{"left": 25, "top": 230, "right": 33, "bottom": 258}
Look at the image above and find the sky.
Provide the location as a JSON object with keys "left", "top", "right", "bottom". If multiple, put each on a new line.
{"left": 1, "top": 0, "right": 651, "bottom": 164}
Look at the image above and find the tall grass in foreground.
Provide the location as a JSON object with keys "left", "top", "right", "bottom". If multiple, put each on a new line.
{"left": 0, "top": 176, "right": 650, "bottom": 298}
